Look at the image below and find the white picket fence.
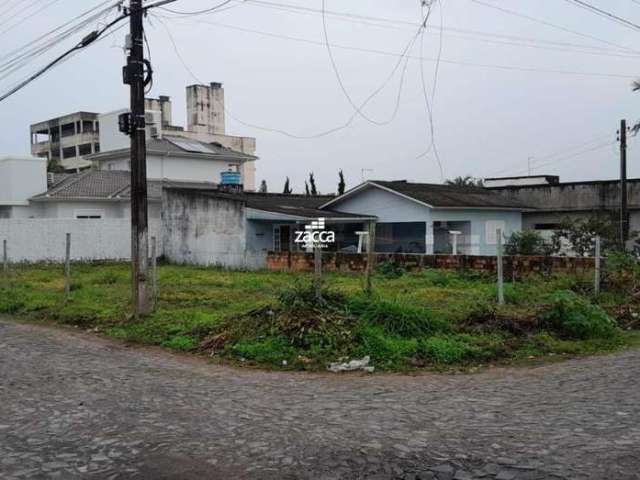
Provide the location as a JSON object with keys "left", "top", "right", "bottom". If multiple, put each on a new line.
{"left": 0, "top": 219, "right": 162, "bottom": 262}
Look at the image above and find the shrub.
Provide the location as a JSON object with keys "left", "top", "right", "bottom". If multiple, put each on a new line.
{"left": 161, "top": 335, "right": 196, "bottom": 351}
{"left": 375, "top": 260, "right": 405, "bottom": 279}
{"left": 504, "top": 230, "right": 551, "bottom": 256}
{"left": 355, "top": 324, "right": 417, "bottom": 364}
{"left": 416, "top": 335, "right": 479, "bottom": 364}
{"left": 348, "top": 295, "right": 449, "bottom": 337}
{"left": 540, "top": 290, "right": 618, "bottom": 339}
{"left": 230, "top": 337, "right": 297, "bottom": 365}
{"left": 604, "top": 250, "right": 640, "bottom": 294}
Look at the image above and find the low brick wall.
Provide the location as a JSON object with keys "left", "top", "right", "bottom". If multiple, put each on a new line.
{"left": 266, "top": 251, "right": 597, "bottom": 276}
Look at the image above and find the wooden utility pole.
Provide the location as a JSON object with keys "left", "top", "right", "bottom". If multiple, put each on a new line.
{"left": 620, "top": 119, "right": 629, "bottom": 249}
{"left": 125, "top": 0, "right": 150, "bottom": 316}
{"left": 365, "top": 221, "right": 376, "bottom": 293}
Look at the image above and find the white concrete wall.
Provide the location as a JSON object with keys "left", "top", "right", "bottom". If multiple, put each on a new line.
{"left": 0, "top": 156, "right": 47, "bottom": 204}
{"left": 0, "top": 219, "right": 162, "bottom": 262}
{"left": 162, "top": 189, "right": 263, "bottom": 268}
{"left": 100, "top": 153, "right": 240, "bottom": 184}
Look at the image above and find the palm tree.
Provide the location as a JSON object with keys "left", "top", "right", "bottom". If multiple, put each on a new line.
{"left": 444, "top": 176, "right": 483, "bottom": 187}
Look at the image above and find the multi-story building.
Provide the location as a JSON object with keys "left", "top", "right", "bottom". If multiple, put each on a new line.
{"left": 30, "top": 112, "right": 100, "bottom": 171}
{"left": 99, "top": 82, "right": 257, "bottom": 190}
{"left": 28, "top": 82, "right": 257, "bottom": 188}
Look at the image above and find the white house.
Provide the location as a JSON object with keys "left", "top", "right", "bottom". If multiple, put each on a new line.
{"left": 0, "top": 134, "right": 256, "bottom": 220}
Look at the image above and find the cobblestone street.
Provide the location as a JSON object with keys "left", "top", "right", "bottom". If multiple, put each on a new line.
{"left": 0, "top": 318, "right": 639, "bottom": 479}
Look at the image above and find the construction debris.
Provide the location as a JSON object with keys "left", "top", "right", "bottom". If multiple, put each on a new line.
{"left": 327, "top": 356, "right": 374, "bottom": 373}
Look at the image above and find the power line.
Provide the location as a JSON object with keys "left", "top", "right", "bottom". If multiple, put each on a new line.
{"left": 563, "top": 0, "right": 640, "bottom": 32}
{"left": 320, "top": 0, "right": 424, "bottom": 126}
{"left": 468, "top": 0, "right": 638, "bottom": 54}
{"left": 508, "top": 141, "right": 617, "bottom": 176}
{"left": 169, "top": 19, "right": 637, "bottom": 79}
{"left": 0, "top": 11, "right": 127, "bottom": 103}
{"left": 158, "top": 0, "right": 237, "bottom": 15}
{"left": 0, "top": 0, "right": 65, "bottom": 39}
{"left": 488, "top": 133, "right": 611, "bottom": 176}
{"left": 235, "top": 0, "right": 637, "bottom": 56}
{"left": 416, "top": 0, "right": 444, "bottom": 181}
{"left": 0, "top": 2, "right": 119, "bottom": 81}
{"left": 153, "top": 13, "right": 422, "bottom": 139}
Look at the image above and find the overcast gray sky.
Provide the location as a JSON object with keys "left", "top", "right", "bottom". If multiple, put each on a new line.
{"left": 1, "top": 0, "right": 639, "bottom": 193}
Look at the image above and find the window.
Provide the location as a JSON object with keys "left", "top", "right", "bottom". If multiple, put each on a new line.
{"left": 485, "top": 220, "right": 506, "bottom": 245}
{"left": 374, "top": 222, "right": 426, "bottom": 253}
{"left": 75, "top": 209, "right": 103, "bottom": 219}
{"left": 94, "top": 143, "right": 100, "bottom": 153}
{"left": 62, "top": 146, "right": 77, "bottom": 159}
{"left": 78, "top": 143, "right": 92, "bottom": 156}
{"left": 273, "top": 226, "right": 281, "bottom": 251}
{"left": 82, "top": 120, "right": 94, "bottom": 132}
{"left": 535, "top": 223, "right": 560, "bottom": 230}
{"left": 60, "top": 123, "right": 75, "bottom": 137}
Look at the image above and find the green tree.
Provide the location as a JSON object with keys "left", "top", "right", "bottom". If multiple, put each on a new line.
{"left": 259, "top": 180, "right": 268, "bottom": 193}
{"left": 504, "top": 230, "right": 551, "bottom": 256}
{"left": 552, "top": 214, "right": 618, "bottom": 256}
{"left": 283, "top": 177, "right": 292, "bottom": 194}
{"left": 338, "top": 169, "right": 346, "bottom": 195}
{"left": 444, "top": 176, "right": 483, "bottom": 187}
{"left": 309, "top": 172, "right": 318, "bottom": 195}
{"left": 305, "top": 181, "right": 310, "bottom": 196}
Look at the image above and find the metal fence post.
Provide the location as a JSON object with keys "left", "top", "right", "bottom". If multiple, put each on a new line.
{"left": 2, "top": 239, "right": 7, "bottom": 274}
{"left": 497, "top": 228, "right": 504, "bottom": 305}
{"left": 151, "top": 236, "right": 158, "bottom": 308}
{"left": 594, "top": 235, "right": 601, "bottom": 295}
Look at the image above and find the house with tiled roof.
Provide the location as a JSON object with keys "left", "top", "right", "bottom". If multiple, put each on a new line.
{"left": 161, "top": 180, "right": 532, "bottom": 268}
{"left": 0, "top": 133, "right": 256, "bottom": 220}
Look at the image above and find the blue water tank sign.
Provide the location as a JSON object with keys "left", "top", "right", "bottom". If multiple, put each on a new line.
{"left": 220, "top": 171, "right": 241, "bottom": 185}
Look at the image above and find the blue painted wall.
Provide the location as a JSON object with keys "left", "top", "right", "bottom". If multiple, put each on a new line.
{"left": 325, "top": 185, "right": 522, "bottom": 255}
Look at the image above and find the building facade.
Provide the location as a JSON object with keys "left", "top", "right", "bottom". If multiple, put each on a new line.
{"left": 99, "top": 82, "right": 257, "bottom": 190}
{"left": 162, "top": 181, "right": 528, "bottom": 269}
{"left": 28, "top": 82, "right": 257, "bottom": 188}
{"left": 30, "top": 112, "right": 100, "bottom": 171}
{"left": 487, "top": 176, "right": 640, "bottom": 239}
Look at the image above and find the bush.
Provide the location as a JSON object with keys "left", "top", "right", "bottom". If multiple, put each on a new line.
{"left": 230, "top": 337, "right": 297, "bottom": 365}
{"left": 375, "top": 260, "right": 405, "bottom": 279}
{"left": 504, "top": 230, "right": 551, "bottom": 256}
{"left": 604, "top": 251, "right": 640, "bottom": 294}
{"left": 416, "top": 335, "right": 480, "bottom": 364}
{"left": 161, "top": 335, "right": 196, "bottom": 351}
{"left": 355, "top": 325, "right": 418, "bottom": 365}
{"left": 348, "top": 295, "right": 449, "bottom": 337}
{"left": 540, "top": 290, "right": 618, "bottom": 339}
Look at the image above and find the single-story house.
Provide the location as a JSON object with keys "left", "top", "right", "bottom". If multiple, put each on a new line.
{"left": 162, "top": 180, "right": 531, "bottom": 268}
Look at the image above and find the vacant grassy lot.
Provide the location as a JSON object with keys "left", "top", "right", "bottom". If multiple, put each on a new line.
{"left": 1, "top": 262, "right": 638, "bottom": 371}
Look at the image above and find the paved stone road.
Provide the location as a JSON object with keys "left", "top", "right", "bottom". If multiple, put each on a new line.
{"left": 1, "top": 319, "right": 639, "bottom": 480}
